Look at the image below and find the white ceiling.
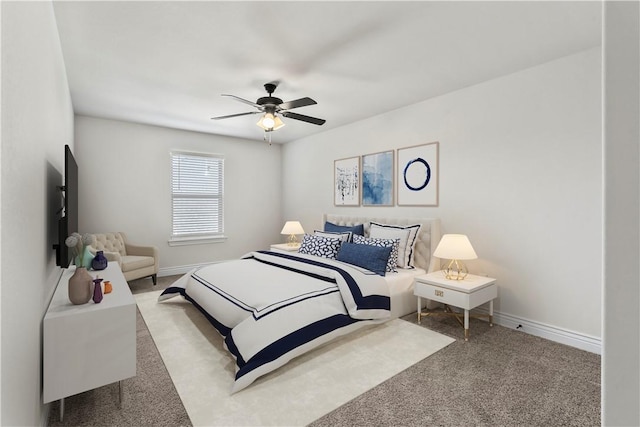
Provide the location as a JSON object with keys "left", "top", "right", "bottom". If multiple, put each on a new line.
{"left": 52, "top": 1, "right": 602, "bottom": 144}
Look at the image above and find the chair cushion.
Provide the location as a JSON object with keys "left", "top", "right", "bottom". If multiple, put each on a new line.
{"left": 120, "top": 255, "right": 154, "bottom": 273}
{"left": 92, "top": 233, "right": 127, "bottom": 256}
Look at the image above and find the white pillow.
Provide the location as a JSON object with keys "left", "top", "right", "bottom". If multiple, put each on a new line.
{"left": 369, "top": 222, "right": 421, "bottom": 268}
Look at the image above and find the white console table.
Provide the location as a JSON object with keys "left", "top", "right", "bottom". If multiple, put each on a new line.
{"left": 43, "top": 262, "right": 136, "bottom": 420}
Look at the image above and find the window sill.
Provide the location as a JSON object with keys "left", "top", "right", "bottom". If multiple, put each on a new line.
{"left": 168, "top": 235, "right": 227, "bottom": 246}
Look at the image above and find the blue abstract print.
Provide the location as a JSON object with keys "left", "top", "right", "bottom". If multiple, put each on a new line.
{"left": 362, "top": 151, "right": 393, "bottom": 205}
{"left": 403, "top": 157, "right": 431, "bottom": 191}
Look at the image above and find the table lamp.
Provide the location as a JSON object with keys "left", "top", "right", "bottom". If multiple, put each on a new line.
{"left": 281, "top": 221, "right": 305, "bottom": 246}
{"left": 433, "top": 234, "right": 477, "bottom": 280}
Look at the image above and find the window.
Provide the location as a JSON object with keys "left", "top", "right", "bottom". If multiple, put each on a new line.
{"left": 170, "top": 151, "right": 225, "bottom": 245}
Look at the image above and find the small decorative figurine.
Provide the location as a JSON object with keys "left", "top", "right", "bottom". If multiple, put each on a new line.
{"left": 103, "top": 280, "right": 113, "bottom": 294}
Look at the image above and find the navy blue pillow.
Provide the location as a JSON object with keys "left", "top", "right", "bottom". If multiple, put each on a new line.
{"left": 324, "top": 221, "right": 365, "bottom": 237}
{"left": 336, "top": 242, "right": 392, "bottom": 276}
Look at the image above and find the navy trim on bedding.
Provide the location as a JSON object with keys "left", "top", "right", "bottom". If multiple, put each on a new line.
{"left": 253, "top": 251, "right": 390, "bottom": 311}
{"left": 192, "top": 271, "right": 255, "bottom": 313}
{"left": 160, "top": 286, "right": 233, "bottom": 337}
{"left": 251, "top": 256, "right": 336, "bottom": 284}
{"left": 159, "top": 286, "right": 183, "bottom": 298}
{"left": 254, "top": 286, "right": 340, "bottom": 319}
{"left": 194, "top": 259, "right": 340, "bottom": 320}
{"left": 224, "top": 332, "right": 245, "bottom": 367}
{"left": 226, "top": 313, "right": 359, "bottom": 381}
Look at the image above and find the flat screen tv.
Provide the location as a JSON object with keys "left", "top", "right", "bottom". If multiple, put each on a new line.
{"left": 55, "top": 145, "right": 79, "bottom": 267}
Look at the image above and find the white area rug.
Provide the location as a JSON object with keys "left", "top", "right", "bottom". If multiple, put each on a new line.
{"left": 135, "top": 290, "right": 455, "bottom": 426}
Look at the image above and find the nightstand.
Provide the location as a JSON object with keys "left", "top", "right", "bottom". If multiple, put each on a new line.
{"left": 414, "top": 271, "right": 497, "bottom": 341}
{"left": 270, "top": 243, "right": 301, "bottom": 252}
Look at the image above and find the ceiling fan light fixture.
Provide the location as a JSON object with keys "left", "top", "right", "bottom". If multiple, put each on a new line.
{"left": 213, "top": 82, "right": 323, "bottom": 136}
{"left": 257, "top": 113, "right": 285, "bottom": 131}
{"left": 259, "top": 113, "right": 275, "bottom": 129}
{"left": 272, "top": 115, "right": 285, "bottom": 130}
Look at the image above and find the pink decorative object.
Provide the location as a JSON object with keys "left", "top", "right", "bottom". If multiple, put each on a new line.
{"left": 68, "top": 267, "right": 92, "bottom": 305}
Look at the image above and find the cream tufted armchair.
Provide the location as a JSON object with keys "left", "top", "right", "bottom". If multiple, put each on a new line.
{"left": 89, "top": 232, "right": 159, "bottom": 285}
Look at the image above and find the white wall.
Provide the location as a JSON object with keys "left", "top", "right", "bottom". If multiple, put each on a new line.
{"left": 1, "top": 2, "right": 74, "bottom": 425}
{"left": 602, "top": 1, "right": 640, "bottom": 424}
{"left": 75, "top": 116, "right": 283, "bottom": 272}
{"left": 283, "top": 49, "right": 602, "bottom": 346}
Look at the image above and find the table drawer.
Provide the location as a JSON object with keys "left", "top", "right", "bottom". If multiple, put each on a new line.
{"left": 415, "top": 281, "right": 497, "bottom": 310}
{"left": 415, "top": 282, "right": 469, "bottom": 307}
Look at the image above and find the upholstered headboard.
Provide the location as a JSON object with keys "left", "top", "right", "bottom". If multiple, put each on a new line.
{"left": 323, "top": 214, "right": 441, "bottom": 273}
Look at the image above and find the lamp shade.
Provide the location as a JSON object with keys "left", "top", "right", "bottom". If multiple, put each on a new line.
{"left": 261, "top": 113, "right": 275, "bottom": 129}
{"left": 433, "top": 234, "right": 477, "bottom": 260}
{"left": 280, "top": 221, "right": 305, "bottom": 235}
{"left": 272, "top": 115, "right": 285, "bottom": 130}
{"left": 257, "top": 113, "right": 285, "bottom": 131}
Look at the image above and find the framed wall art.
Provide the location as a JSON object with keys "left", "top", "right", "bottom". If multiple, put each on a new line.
{"left": 334, "top": 156, "right": 360, "bottom": 206}
{"left": 397, "top": 141, "right": 439, "bottom": 206}
{"left": 362, "top": 150, "right": 394, "bottom": 206}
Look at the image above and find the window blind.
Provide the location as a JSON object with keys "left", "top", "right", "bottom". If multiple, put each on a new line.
{"left": 171, "top": 151, "right": 224, "bottom": 237}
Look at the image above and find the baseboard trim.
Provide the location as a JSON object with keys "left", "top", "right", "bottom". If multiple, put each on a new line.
{"left": 476, "top": 307, "right": 602, "bottom": 354}
{"left": 42, "top": 401, "right": 51, "bottom": 427}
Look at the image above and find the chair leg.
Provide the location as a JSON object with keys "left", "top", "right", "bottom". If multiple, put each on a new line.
{"left": 151, "top": 274, "right": 157, "bottom": 286}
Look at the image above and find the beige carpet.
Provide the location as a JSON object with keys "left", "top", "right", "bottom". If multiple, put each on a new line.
{"left": 135, "top": 290, "right": 455, "bottom": 426}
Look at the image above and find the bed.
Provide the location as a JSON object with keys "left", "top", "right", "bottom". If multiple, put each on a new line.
{"left": 159, "top": 214, "right": 441, "bottom": 393}
{"left": 323, "top": 214, "right": 441, "bottom": 318}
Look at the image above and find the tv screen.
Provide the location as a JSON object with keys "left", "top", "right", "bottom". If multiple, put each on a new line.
{"left": 56, "top": 145, "right": 79, "bottom": 267}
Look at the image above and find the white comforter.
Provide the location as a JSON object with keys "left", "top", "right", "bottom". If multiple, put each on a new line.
{"left": 158, "top": 250, "right": 390, "bottom": 392}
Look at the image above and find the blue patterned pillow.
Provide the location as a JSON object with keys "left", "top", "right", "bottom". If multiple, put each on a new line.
{"left": 353, "top": 234, "right": 400, "bottom": 273}
{"left": 324, "top": 221, "right": 365, "bottom": 238}
{"left": 314, "top": 230, "right": 352, "bottom": 242}
{"left": 299, "top": 234, "right": 343, "bottom": 259}
{"left": 337, "top": 242, "right": 392, "bottom": 276}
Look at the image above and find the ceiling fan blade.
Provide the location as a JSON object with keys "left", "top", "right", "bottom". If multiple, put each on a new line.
{"left": 279, "top": 97, "right": 317, "bottom": 110}
{"left": 211, "top": 111, "right": 260, "bottom": 120}
{"left": 221, "top": 94, "right": 261, "bottom": 109}
{"left": 281, "top": 111, "right": 326, "bottom": 126}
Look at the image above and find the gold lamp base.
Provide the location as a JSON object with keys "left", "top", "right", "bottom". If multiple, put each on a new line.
{"left": 442, "top": 259, "right": 468, "bottom": 280}
{"left": 287, "top": 234, "right": 298, "bottom": 246}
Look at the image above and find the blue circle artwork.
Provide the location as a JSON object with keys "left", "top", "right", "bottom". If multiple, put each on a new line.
{"left": 403, "top": 158, "right": 431, "bottom": 191}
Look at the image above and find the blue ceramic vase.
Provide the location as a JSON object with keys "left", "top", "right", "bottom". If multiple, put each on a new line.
{"left": 91, "top": 250, "right": 108, "bottom": 271}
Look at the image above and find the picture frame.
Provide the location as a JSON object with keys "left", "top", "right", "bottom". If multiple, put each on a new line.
{"left": 397, "top": 141, "right": 439, "bottom": 206}
{"left": 362, "top": 150, "right": 394, "bottom": 206}
{"left": 334, "top": 156, "right": 360, "bottom": 206}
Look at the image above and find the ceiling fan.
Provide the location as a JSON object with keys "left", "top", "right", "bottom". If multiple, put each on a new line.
{"left": 211, "top": 82, "right": 326, "bottom": 132}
